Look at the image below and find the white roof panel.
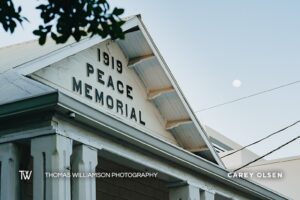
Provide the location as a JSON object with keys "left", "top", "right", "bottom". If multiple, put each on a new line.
{"left": 0, "top": 39, "right": 75, "bottom": 73}
{"left": 0, "top": 70, "right": 55, "bottom": 105}
{"left": 153, "top": 92, "right": 189, "bottom": 121}
{"left": 134, "top": 58, "right": 172, "bottom": 90}
{"left": 117, "top": 31, "right": 152, "bottom": 59}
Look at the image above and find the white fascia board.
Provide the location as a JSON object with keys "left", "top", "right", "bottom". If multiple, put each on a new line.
{"left": 16, "top": 36, "right": 105, "bottom": 75}
{"left": 121, "top": 15, "right": 140, "bottom": 32}
{"left": 15, "top": 16, "right": 140, "bottom": 76}
{"left": 134, "top": 16, "right": 224, "bottom": 167}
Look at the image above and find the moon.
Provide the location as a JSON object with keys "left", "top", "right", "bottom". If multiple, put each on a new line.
{"left": 232, "top": 79, "right": 242, "bottom": 88}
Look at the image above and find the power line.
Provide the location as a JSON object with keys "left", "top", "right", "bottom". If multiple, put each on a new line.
{"left": 195, "top": 79, "right": 300, "bottom": 113}
{"left": 221, "top": 120, "right": 300, "bottom": 158}
{"left": 233, "top": 135, "right": 300, "bottom": 172}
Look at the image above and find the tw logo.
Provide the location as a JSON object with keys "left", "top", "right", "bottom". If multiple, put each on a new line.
{"left": 19, "top": 170, "right": 32, "bottom": 180}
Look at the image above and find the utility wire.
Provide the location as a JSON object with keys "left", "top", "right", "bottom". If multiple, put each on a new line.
{"left": 233, "top": 135, "right": 300, "bottom": 172}
{"left": 195, "top": 80, "right": 300, "bottom": 113}
{"left": 221, "top": 120, "right": 300, "bottom": 158}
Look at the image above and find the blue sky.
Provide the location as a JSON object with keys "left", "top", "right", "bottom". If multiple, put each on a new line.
{"left": 1, "top": 0, "right": 300, "bottom": 160}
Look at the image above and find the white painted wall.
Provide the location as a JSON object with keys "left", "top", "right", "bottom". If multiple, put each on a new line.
{"left": 219, "top": 150, "right": 264, "bottom": 170}
{"left": 244, "top": 156, "right": 300, "bottom": 200}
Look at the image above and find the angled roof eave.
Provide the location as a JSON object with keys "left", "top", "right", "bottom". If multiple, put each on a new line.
{"left": 15, "top": 16, "right": 141, "bottom": 76}
{"left": 130, "top": 15, "right": 224, "bottom": 167}
{"left": 15, "top": 37, "right": 105, "bottom": 76}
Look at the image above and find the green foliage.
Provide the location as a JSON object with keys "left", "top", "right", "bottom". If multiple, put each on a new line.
{"left": 1, "top": 0, "right": 125, "bottom": 45}
{"left": 0, "top": 0, "right": 27, "bottom": 33}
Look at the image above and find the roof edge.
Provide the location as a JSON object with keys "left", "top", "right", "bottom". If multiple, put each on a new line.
{"left": 0, "top": 91, "right": 58, "bottom": 118}
{"left": 132, "top": 16, "right": 225, "bottom": 167}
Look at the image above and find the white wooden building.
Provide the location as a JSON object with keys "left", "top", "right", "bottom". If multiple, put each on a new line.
{"left": 0, "top": 15, "right": 288, "bottom": 200}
